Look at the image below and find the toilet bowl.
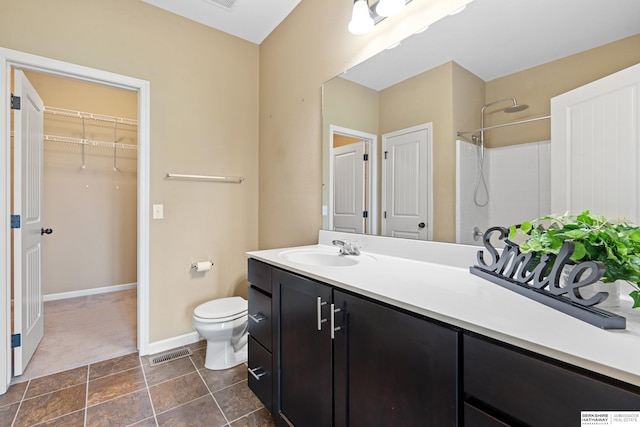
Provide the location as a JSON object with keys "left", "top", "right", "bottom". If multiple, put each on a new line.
{"left": 192, "top": 296, "right": 248, "bottom": 370}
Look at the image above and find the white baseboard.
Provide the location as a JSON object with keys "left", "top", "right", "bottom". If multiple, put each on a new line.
{"left": 43, "top": 283, "right": 138, "bottom": 302}
{"left": 147, "top": 331, "right": 201, "bottom": 355}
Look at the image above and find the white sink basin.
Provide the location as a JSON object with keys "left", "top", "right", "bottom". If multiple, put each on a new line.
{"left": 280, "top": 249, "right": 362, "bottom": 267}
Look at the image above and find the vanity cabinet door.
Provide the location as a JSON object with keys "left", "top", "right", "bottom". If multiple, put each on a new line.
{"left": 276, "top": 269, "right": 333, "bottom": 427}
{"left": 333, "top": 290, "right": 459, "bottom": 427}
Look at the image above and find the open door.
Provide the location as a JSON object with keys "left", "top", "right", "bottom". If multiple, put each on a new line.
{"left": 12, "top": 70, "right": 45, "bottom": 376}
{"left": 333, "top": 141, "right": 366, "bottom": 233}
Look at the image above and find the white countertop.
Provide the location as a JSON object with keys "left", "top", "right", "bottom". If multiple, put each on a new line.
{"left": 248, "top": 231, "right": 640, "bottom": 387}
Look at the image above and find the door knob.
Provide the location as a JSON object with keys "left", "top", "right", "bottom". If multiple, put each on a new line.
{"left": 41, "top": 228, "right": 53, "bottom": 235}
{"left": 418, "top": 222, "right": 426, "bottom": 229}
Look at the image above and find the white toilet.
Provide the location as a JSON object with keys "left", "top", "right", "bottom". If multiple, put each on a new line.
{"left": 192, "top": 296, "right": 248, "bottom": 370}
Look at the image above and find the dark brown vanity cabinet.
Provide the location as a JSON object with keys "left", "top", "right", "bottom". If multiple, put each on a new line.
{"left": 463, "top": 333, "right": 640, "bottom": 426}
{"left": 270, "top": 266, "right": 459, "bottom": 426}
{"left": 249, "top": 259, "right": 640, "bottom": 427}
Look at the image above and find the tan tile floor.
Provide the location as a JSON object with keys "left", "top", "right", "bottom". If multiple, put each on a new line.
{"left": 0, "top": 341, "right": 275, "bottom": 426}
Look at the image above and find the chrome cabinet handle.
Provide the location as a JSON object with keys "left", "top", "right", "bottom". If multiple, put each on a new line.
{"left": 248, "top": 312, "right": 267, "bottom": 323}
{"left": 317, "top": 297, "right": 328, "bottom": 330}
{"left": 330, "top": 304, "right": 342, "bottom": 339}
{"left": 248, "top": 366, "right": 266, "bottom": 380}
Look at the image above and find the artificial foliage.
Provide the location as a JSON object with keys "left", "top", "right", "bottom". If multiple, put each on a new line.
{"left": 508, "top": 210, "right": 640, "bottom": 308}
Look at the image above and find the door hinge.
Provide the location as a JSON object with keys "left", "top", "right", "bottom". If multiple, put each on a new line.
{"left": 10, "top": 94, "right": 21, "bottom": 110}
{"left": 384, "top": 151, "right": 388, "bottom": 160}
{"left": 383, "top": 211, "right": 387, "bottom": 219}
{"left": 363, "top": 211, "right": 368, "bottom": 218}
{"left": 363, "top": 153, "right": 369, "bottom": 161}
{"left": 11, "top": 215, "right": 21, "bottom": 229}
{"left": 11, "top": 334, "right": 21, "bottom": 348}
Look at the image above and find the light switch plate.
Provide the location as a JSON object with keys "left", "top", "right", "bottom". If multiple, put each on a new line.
{"left": 153, "top": 204, "right": 164, "bottom": 219}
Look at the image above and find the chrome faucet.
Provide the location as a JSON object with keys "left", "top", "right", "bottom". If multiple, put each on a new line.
{"left": 332, "top": 239, "right": 360, "bottom": 256}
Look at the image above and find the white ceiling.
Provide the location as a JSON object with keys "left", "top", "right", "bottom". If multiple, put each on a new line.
{"left": 141, "top": 0, "right": 301, "bottom": 44}
{"left": 142, "top": 0, "right": 640, "bottom": 84}
{"left": 341, "top": 0, "right": 640, "bottom": 91}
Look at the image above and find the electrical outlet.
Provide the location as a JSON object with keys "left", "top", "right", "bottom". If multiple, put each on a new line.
{"left": 153, "top": 204, "right": 164, "bottom": 219}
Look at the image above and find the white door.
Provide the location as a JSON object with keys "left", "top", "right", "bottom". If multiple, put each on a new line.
{"left": 12, "top": 70, "right": 45, "bottom": 376}
{"left": 333, "top": 141, "right": 365, "bottom": 233}
{"left": 551, "top": 63, "right": 640, "bottom": 223}
{"left": 382, "top": 124, "right": 432, "bottom": 240}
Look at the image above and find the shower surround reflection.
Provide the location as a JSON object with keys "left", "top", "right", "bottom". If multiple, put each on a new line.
{"left": 456, "top": 139, "right": 551, "bottom": 246}
{"left": 471, "top": 98, "right": 530, "bottom": 207}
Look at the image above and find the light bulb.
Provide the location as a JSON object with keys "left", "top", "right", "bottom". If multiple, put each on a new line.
{"left": 348, "top": 0, "right": 374, "bottom": 35}
{"left": 375, "top": 0, "right": 405, "bottom": 17}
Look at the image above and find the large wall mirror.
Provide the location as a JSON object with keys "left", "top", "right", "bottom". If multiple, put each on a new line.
{"left": 322, "top": 0, "right": 640, "bottom": 244}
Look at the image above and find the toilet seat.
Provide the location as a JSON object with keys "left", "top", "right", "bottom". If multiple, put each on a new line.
{"left": 194, "top": 296, "right": 248, "bottom": 321}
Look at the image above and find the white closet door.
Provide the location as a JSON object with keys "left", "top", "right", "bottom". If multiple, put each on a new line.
{"left": 382, "top": 124, "right": 432, "bottom": 240}
{"left": 551, "top": 63, "right": 640, "bottom": 223}
{"left": 13, "top": 70, "right": 45, "bottom": 376}
{"left": 333, "top": 142, "right": 365, "bottom": 234}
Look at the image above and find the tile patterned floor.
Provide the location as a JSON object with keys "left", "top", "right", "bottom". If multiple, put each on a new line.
{"left": 0, "top": 341, "right": 275, "bottom": 426}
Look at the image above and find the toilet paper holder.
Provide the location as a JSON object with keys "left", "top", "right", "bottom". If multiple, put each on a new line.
{"left": 191, "top": 260, "right": 214, "bottom": 271}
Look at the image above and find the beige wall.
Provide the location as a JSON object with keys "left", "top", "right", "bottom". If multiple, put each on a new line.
{"left": 323, "top": 61, "right": 485, "bottom": 242}
{"left": 1, "top": 0, "right": 259, "bottom": 342}
{"left": 379, "top": 62, "right": 456, "bottom": 241}
{"left": 24, "top": 72, "right": 138, "bottom": 295}
{"left": 322, "top": 77, "right": 379, "bottom": 230}
{"left": 259, "top": 0, "right": 473, "bottom": 249}
{"left": 485, "top": 34, "right": 640, "bottom": 147}
{"left": 333, "top": 135, "right": 364, "bottom": 148}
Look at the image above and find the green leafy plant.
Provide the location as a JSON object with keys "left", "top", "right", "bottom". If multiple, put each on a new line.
{"left": 508, "top": 210, "right": 640, "bottom": 308}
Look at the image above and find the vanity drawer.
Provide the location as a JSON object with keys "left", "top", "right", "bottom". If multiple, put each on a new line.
{"left": 248, "top": 258, "right": 272, "bottom": 294}
{"left": 248, "top": 286, "right": 272, "bottom": 351}
{"left": 463, "top": 402, "right": 510, "bottom": 427}
{"left": 464, "top": 334, "right": 640, "bottom": 426}
{"left": 248, "top": 336, "right": 273, "bottom": 413}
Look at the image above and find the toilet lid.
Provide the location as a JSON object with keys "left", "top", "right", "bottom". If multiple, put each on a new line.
{"left": 194, "top": 296, "right": 247, "bottom": 319}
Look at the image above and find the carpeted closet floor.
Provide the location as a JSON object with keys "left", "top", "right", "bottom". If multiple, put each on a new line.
{"left": 12, "top": 289, "right": 137, "bottom": 384}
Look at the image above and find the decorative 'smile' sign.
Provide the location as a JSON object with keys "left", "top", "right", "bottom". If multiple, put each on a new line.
{"left": 470, "top": 226, "right": 626, "bottom": 329}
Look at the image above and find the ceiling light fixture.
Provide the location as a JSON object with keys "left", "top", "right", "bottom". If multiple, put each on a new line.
{"left": 448, "top": 5, "right": 468, "bottom": 15}
{"left": 385, "top": 41, "right": 401, "bottom": 50}
{"left": 348, "top": 0, "right": 375, "bottom": 35}
{"left": 375, "top": 0, "right": 406, "bottom": 17}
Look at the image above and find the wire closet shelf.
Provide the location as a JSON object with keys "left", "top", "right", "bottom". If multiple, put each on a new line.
{"left": 42, "top": 106, "right": 138, "bottom": 169}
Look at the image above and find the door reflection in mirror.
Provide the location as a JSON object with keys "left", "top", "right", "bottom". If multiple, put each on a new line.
{"left": 329, "top": 126, "right": 377, "bottom": 235}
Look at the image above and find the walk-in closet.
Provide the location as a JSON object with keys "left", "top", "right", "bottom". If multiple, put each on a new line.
{"left": 11, "top": 71, "right": 139, "bottom": 382}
